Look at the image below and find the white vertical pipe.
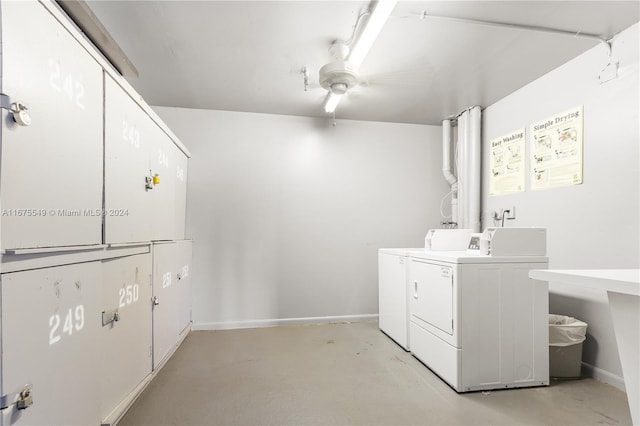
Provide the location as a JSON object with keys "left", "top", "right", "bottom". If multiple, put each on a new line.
{"left": 468, "top": 106, "right": 482, "bottom": 233}
{"left": 443, "top": 106, "right": 481, "bottom": 231}
{"left": 442, "top": 120, "right": 456, "bottom": 186}
{"left": 442, "top": 119, "right": 458, "bottom": 224}
{"left": 457, "top": 112, "right": 468, "bottom": 229}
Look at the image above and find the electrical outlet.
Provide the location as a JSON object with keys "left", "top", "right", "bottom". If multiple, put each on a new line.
{"left": 492, "top": 206, "right": 516, "bottom": 224}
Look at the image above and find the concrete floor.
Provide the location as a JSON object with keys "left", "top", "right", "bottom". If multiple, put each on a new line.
{"left": 120, "top": 321, "right": 632, "bottom": 426}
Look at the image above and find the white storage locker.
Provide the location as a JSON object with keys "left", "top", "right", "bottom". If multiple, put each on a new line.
{"left": 0, "top": 0, "right": 103, "bottom": 249}
{"left": 173, "top": 150, "right": 188, "bottom": 241}
{"left": 151, "top": 242, "right": 180, "bottom": 370}
{"left": 0, "top": 1, "right": 192, "bottom": 423}
{"left": 151, "top": 241, "right": 192, "bottom": 370}
{"left": 0, "top": 262, "right": 101, "bottom": 426}
{"left": 174, "top": 240, "right": 193, "bottom": 334}
{"left": 99, "top": 253, "right": 153, "bottom": 423}
{"left": 104, "top": 74, "right": 188, "bottom": 244}
{"left": 148, "top": 126, "right": 174, "bottom": 241}
{"left": 103, "top": 75, "right": 154, "bottom": 244}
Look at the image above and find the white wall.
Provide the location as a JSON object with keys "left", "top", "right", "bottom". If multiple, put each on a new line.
{"left": 153, "top": 107, "right": 446, "bottom": 329}
{"left": 481, "top": 23, "right": 639, "bottom": 387}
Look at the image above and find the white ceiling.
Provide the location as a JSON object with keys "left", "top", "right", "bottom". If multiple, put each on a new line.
{"left": 85, "top": 1, "right": 639, "bottom": 125}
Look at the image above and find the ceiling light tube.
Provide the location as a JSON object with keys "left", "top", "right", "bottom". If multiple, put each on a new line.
{"left": 324, "top": 92, "right": 343, "bottom": 113}
{"left": 347, "top": 0, "right": 398, "bottom": 67}
{"left": 326, "top": 0, "right": 396, "bottom": 114}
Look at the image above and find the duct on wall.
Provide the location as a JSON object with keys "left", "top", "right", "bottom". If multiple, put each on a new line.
{"left": 441, "top": 106, "right": 481, "bottom": 233}
{"left": 442, "top": 119, "right": 458, "bottom": 225}
{"left": 456, "top": 106, "right": 481, "bottom": 232}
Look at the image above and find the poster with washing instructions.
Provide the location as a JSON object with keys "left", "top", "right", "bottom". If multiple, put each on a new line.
{"left": 489, "top": 128, "right": 525, "bottom": 196}
{"left": 530, "top": 105, "right": 584, "bottom": 190}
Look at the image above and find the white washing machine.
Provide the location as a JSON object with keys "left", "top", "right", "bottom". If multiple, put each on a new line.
{"left": 408, "top": 250, "right": 549, "bottom": 392}
{"left": 378, "top": 248, "right": 420, "bottom": 350}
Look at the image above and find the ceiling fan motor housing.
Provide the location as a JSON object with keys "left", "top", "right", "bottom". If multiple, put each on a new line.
{"left": 319, "top": 60, "right": 359, "bottom": 94}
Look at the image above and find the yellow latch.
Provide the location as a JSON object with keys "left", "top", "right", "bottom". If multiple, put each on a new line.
{"left": 153, "top": 174, "right": 161, "bottom": 185}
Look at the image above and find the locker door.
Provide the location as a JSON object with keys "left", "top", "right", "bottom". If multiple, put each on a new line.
{"left": 149, "top": 127, "right": 176, "bottom": 241}
{"left": 1, "top": 262, "right": 101, "bottom": 426}
{"left": 174, "top": 240, "right": 192, "bottom": 335}
{"left": 410, "top": 260, "right": 454, "bottom": 335}
{"left": 152, "top": 242, "right": 179, "bottom": 370}
{"left": 0, "top": 1, "right": 103, "bottom": 249}
{"left": 173, "top": 150, "right": 188, "bottom": 240}
{"left": 104, "top": 76, "right": 153, "bottom": 243}
{"left": 99, "top": 254, "right": 152, "bottom": 421}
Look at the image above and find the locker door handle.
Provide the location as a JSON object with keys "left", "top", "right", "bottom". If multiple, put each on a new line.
{"left": 152, "top": 296, "right": 160, "bottom": 306}
{"left": 0, "top": 94, "right": 31, "bottom": 127}
{"left": 102, "top": 309, "right": 120, "bottom": 326}
{"left": 413, "top": 281, "right": 418, "bottom": 299}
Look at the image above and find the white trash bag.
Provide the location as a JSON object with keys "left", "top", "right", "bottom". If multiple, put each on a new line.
{"left": 549, "top": 314, "right": 588, "bottom": 347}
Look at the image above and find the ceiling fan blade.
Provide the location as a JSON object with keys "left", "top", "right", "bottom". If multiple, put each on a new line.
{"left": 360, "top": 62, "right": 436, "bottom": 89}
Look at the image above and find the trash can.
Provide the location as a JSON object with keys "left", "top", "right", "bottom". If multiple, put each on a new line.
{"left": 549, "top": 314, "right": 588, "bottom": 378}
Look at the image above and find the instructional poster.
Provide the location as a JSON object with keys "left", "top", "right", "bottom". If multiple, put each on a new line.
{"left": 489, "top": 129, "right": 525, "bottom": 196}
{"left": 530, "top": 106, "right": 584, "bottom": 190}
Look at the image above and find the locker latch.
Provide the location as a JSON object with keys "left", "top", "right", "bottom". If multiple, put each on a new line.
{"left": 152, "top": 296, "right": 160, "bottom": 306}
{"left": 145, "top": 170, "right": 160, "bottom": 191}
{"left": 16, "top": 386, "right": 33, "bottom": 410}
{"left": 0, "top": 384, "right": 33, "bottom": 411}
{"left": 0, "top": 94, "right": 32, "bottom": 127}
{"left": 102, "top": 309, "right": 120, "bottom": 326}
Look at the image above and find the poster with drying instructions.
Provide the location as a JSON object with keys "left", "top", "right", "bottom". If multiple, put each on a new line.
{"left": 530, "top": 105, "right": 583, "bottom": 190}
{"left": 489, "top": 129, "right": 525, "bottom": 196}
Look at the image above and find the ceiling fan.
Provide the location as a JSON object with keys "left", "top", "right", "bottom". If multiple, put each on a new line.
{"left": 316, "top": 1, "right": 397, "bottom": 114}
{"left": 318, "top": 41, "right": 359, "bottom": 98}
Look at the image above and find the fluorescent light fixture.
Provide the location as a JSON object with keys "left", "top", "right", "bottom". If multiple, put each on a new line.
{"left": 327, "top": 0, "right": 397, "bottom": 113}
{"left": 324, "top": 92, "right": 343, "bottom": 113}
{"left": 347, "top": 0, "right": 398, "bottom": 67}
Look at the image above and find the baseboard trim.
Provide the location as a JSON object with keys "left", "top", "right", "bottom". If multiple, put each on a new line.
{"left": 581, "top": 362, "right": 625, "bottom": 391}
{"left": 101, "top": 374, "right": 153, "bottom": 426}
{"left": 193, "top": 314, "right": 379, "bottom": 331}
